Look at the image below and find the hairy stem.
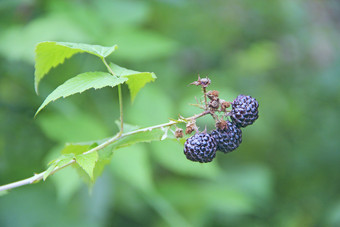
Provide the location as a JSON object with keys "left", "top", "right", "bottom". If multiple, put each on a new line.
{"left": 0, "top": 112, "right": 212, "bottom": 192}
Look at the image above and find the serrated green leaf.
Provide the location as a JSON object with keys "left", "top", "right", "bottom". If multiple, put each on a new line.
{"left": 112, "top": 126, "right": 174, "bottom": 150}
{"left": 43, "top": 162, "right": 57, "bottom": 181}
{"left": 43, "top": 153, "right": 75, "bottom": 181}
{"left": 61, "top": 144, "right": 92, "bottom": 155}
{"left": 75, "top": 151, "right": 99, "bottom": 180}
{"left": 56, "top": 42, "right": 117, "bottom": 58}
{"left": 35, "top": 72, "right": 127, "bottom": 116}
{"left": 93, "top": 146, "right": 114, "bottom": 180}
{"left": 109, "top": 63, "right": 156, "bottom": 102}
{"left": 59, "top": 143, "right": 112, "bottom": 184}
{"left": 55, "top": 154, "right": 75, "bottom": 167}
{"left": 34, "top": 41, "right": 118, "bottom": 93}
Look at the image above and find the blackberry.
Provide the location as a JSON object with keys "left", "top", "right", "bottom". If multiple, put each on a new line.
{"left": 230, "top": 95, "right": 259, "bottom": 127}
{"left": 211, "top": 120, "right": 242, "bottom": 153}
{"left": 184, "top": 133, "right": 217, "bottom": 163}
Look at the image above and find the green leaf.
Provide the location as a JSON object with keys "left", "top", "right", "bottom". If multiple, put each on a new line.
{"left": 56, "top": 42, "right": 118, "bottom": 58}
{"left": 115, "top": 120, "right": 140, "bottom": 132}
{"left": 93, "top": 146, "right": 114, "bottom": 181}
{"left": 43, "top": 162, "right": 57, "bottom": 181}
{"left": 34, "top": 41, "right": 118, "bottom": 93}
{"left": 35, "top": 72, "right": 127, "bottom": 116}
{"left": 112, "top": 126, "right": 174, "bottom": 150}
{"left": 43, "top": 153, "right": 75, "bottom": 181}
{"left": 48, "top": 143, "right": 112, "bottom": 184}
{"left": 75, "top": 151, "right": 99, "bottom": 180}
{"left": 61, "top": 143, "right": 92, "bottom": 155}
{"left": 109, "top": 63, "right": 156, "bottom": 102}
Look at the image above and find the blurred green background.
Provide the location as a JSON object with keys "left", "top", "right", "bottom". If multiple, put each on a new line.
{"left": 1, "top": 0, "right": 340, "bottom": 226}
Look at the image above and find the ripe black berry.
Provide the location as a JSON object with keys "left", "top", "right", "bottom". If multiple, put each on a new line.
{"left": 184, "top": 133, "right": 217, "bottom": 163}
{"left": 211, "top": 120, "right": 242, "bottom": 153}
{"left": 230, "top": 95, "right": 259, "bottom": 127}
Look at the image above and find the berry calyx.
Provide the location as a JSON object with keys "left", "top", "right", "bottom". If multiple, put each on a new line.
{"left": 175, "top": 128, "right": 184, "bottom": 138}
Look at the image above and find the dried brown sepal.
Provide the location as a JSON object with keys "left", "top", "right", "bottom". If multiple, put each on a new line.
{"left": 216, "top": 120, "right": 228, "bottom": 130}
{"left": 175, "top": 128, "right": 184, "bottom": 138}
{"left": 209, "top": 100, "right": 219, "bottom": 110}
{"left": 220, "top": 101, "right": 231, "bottom": 112}
{"left": 185, "top": 121, "right": 197, "bottom": 134}
{"left": 189, "top": 75, "right": 211, "bottom": 88}
{"left": 200, "top": 77, "right": 211, "bottom": 87}
{"left": 207, "top": 90, "right": 219, "bottom": 100}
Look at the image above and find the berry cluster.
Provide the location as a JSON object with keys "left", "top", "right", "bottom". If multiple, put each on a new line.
{"left": 182, "top": 76, "right": 259, "bottom": 163}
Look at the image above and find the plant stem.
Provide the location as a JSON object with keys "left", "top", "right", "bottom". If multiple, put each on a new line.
{"left": 101, "top": 57, "right": 124, "bottom": 135}
{"left": 101, "top": 57, "right": 116, "bottom": 77}
{"left": 118, "top": 84, "right": 123, "bottom": 135}
{"left": 0, "top": 112, "right": 213, "bottom": 192}
{"left": 202, "top": 87, "right": 208, "bottom": 110}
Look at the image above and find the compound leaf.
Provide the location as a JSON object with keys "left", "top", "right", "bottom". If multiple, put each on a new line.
{"left": 35, "top": 72, "right": 127, "bottom": 116}
{"left": 34, "top": 41, "right": 117, "bottom": 93}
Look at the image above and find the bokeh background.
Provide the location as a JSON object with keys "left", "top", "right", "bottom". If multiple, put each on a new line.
{"left": 1, "top": 0, "right": 340, "bottom": 226}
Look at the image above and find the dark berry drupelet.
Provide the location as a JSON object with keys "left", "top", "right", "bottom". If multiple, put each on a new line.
{"left": 184, "top": 133, "right": 217, "bottom": 163}
{"left": 211, "top": 120, "right": 242, "bottom": 153}
{"left": 230, "top": 95, "right": 259, "bottom": 127}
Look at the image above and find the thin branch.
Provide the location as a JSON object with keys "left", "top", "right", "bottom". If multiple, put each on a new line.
{"left": 202, "top": 87, "right": 208, "bottom": 110}
{"left": 117, "top": 84, "right": 123, "bottom": 135}
{"left": 0, "top": 113, "right": 212, "bottom": 192}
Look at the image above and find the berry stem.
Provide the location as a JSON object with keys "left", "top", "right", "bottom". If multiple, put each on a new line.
{"left": 184, "top": 110, "right": 210, "bottom": 122}
{"left": 202, "top": 86, "right": 208, "bottom": 110}
{"left": 189, "top": 103, "right": 205, "bottom": 109}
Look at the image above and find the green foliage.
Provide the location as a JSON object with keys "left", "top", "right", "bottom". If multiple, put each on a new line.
{"left": 2, "top": 1, "right": 340, "bottom": 226}
{"left": 109, "top": 63, "right": 156, "bottom": 102}
{"left": 43, "top": 154, "right": 74, "bottom": 181}
{"left": 35, "top": 72, "right": 127, "bottom": 116}
{"left": 75, "top": 152, "right": 98, "bottom": 181}
{"left": 34, "top": 41, "right": 117, "bottom": 93}
{"left": 31, "top": 40, "right": 166, "bottom": 188}
{"left": 34, "top": 41, "right": 156, "bottom": 115}
{"left": 112, "top": 127, "right": 174, "bottom": 150}
{"left": 43, "top": 143, "right": 107, "bottom": 182}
